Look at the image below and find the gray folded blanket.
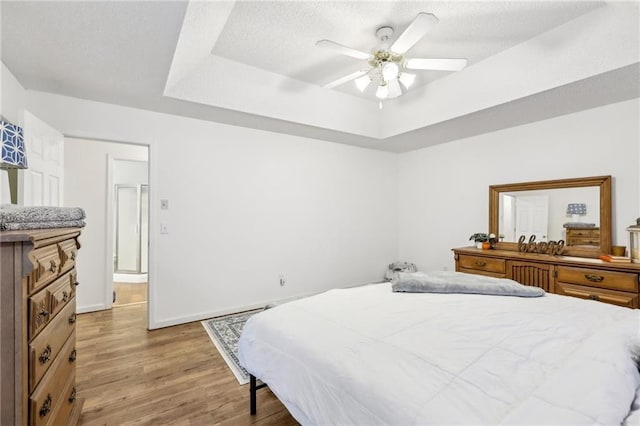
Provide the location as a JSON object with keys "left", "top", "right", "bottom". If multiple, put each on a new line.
{"left": 0, "top": 205, "right": 86, "bottom": 231}
{"left": 392, "top": 271, "right": 545, "bottom": 297}
{"left": 1, "top": 220, "right": 86, "bottom": 231}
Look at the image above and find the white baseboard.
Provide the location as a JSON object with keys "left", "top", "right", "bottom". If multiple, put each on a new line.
{"left": 148, "top": 281, "right": 383, "bottom": 330}
{"left": 113, "top": 273, "right": 148, "bottom": 283}
{"left": 77, "top": 303, "right": 107, "bottom": 314}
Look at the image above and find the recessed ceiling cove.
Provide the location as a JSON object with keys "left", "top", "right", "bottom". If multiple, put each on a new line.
{"left": 2, "top": 1, "right": 638, "bottom": 151}
{"left": 164, "top": 0, "right": 636, "bottom": 140}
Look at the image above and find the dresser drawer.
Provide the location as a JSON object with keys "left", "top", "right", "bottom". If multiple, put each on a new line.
{"left": 28, "top": 288, "right": 51, "bottom": 340}
{"left": 58, "top": 239, "right": 78, "bottom": 274}
{"left": 28, "top": 244, "right": 62, "bottom": 294}
{"left": 28, "top": 271, "right": 74, "bottom": 340}
{"left": 567, "top": 229, "right": 599, "bottom": 238}
{"left": 29, "top": 331, "right": 77, "bottom": 426}
{"left": 49, "top": 373, "right": 78, "bottom": 426}
{"left": 29, "top": 299, "right": 76, "bottom": 391}
{"left": 556, "top": 282, "right": 638, "bottom": 309}
{"left": 566, "top": 236, "right": 600, "bottom": 246}
{"left": 556, "top": 266, "right": 638, "bottom": 293}
{"left": 458, "top": 255, "right": 505, "bottom": 274}
{"left": 49, "top": 271, "right": 74, "bottom": 320}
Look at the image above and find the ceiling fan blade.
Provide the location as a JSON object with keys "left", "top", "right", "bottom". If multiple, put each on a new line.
{"left": 390, "top": 13, "right": 438, "bottom": 54}
{"left": 405, "top": 58, "right": 467, "bottom": 71}
{"left": 324, "top": 70, "right": 368, "bottom": 89}
{"left": 316, "top": 40, "right": 371, "bottom": 60}
{"left": 387, "top": 78, "right": 402, "bottom": 99}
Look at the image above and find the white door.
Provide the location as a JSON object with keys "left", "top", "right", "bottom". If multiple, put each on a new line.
{"left": 18, "top": 111, "right": 64, "bottom": 206}
{"left": 114, "top": 184, "right": 149, "bottom": 274}
{"left": 115, "top": 185, "right": 139, "bottom": 272}
{"left": 140, "top": 185, "right": 149, "bottom": 274}
{"left": 515, "top": 195, "right": 549, "bottom": 241}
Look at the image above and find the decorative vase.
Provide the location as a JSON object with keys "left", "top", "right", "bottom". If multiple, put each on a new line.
{"left": 482, "top": 241, "right": 491, "bottom": 250}
{"left": 476, "top": 242, "right": 483, "bottom": 249}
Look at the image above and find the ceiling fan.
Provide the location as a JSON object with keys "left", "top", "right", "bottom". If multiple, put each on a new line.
{"left": 316, "top": 13, "right": 467, "bottom": 105}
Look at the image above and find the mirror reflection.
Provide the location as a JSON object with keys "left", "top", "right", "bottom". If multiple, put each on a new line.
{"left": 498, "top": 187, "right": 600, "bottom": 246}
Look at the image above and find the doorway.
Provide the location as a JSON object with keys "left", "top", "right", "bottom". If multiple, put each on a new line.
{"left": 112, "top": 160, "right": 149, "bottom": 307}
{"left": 64, "top": 137, "right": 151, "bottom": 322}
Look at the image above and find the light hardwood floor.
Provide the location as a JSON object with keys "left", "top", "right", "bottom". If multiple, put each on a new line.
{"left": 76, "top": 303, "right": 298, "bottom": 425}
{"left": 113, "top": 282, "right": 148, "bottom": 306}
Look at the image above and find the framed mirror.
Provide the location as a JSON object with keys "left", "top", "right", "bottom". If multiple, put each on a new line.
{"left": 489, "top": 176, "right": 611, "bottom": 258}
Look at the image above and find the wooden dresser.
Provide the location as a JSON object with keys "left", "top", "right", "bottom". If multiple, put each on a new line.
{"left": 1, "top": 228, "right": 83, "bottom": 425}
{"left": 565, "top": 227, "right": 600, "bottom": 247}
{"left": 453, "top": 247, "right": 640, "bottom": 309}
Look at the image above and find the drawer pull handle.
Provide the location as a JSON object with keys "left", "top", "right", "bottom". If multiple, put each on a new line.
{"left": 38, "top": 309, "right": 49, "bottom": 318}
{"left": 74, "top": 281, "right": 80, "bottom": 287}
{"left": 585, "top": 274, "right": 604, "bottom": 283}
{"left": 70, "top": 251, "right": 76, "bottom": 260}
{"left": 48, "top": 260, "right": 57, "bottom": 273}
{"left": 69, "top": 313, "right": 77, "bottom": 324}
{"left": 589, "top": 294, "right": 600, "bottom": 301}
{"left": 69, "top": 348, "right": 77, "bottom": 363}
{"left": 475, "top": 261, "right": 487, "bottom": 267}
{"left": 62, "top": 291, "right": 69, "bottom": 302}
{"left": 39, "top": 394, "right": 52, "bottom": 417}
{"left": 39, "top": 345, "right": 52, "bottom": 364}
{"left": 69, "top": 387, "right": 77, "bottom": 404}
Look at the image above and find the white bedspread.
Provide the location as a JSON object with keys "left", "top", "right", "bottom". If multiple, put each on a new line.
{"left": 238, "top": 283, "right": 640, "bottom": 425}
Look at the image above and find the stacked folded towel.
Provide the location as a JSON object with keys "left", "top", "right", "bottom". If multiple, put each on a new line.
{"left": 0, "top": 205, "right": 86, "bottom": 231}
{"left": 563, "top": 222, "right": 596, "bottom": 228}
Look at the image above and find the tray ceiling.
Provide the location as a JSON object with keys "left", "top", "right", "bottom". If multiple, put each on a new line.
{"left": 2, "top": 1, "right": 639, "bottom": 152}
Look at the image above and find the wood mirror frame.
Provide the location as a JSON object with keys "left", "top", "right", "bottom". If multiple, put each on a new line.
{"left": 489, "top": 175, "right": 611, "bottom": 258}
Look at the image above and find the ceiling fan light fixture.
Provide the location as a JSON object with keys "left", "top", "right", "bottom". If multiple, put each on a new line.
{"left": 381, "top": 62, "right": 399, "bottom": 82}
{"left": 355, "top": 74, "right": 371, "bottom": 92}
{"left": 376, "top": 84, "right": 389, "bottom": 100}
{"left": 398, "top": 72, "right": 416, "bottom": 89}
{"left": 316, "top": 12, "right": 467, "bottom": 103}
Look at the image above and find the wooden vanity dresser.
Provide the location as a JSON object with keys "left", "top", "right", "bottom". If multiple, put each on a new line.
{"left": 1, "top": 228, "right": 83, "bottom": 425}
{"left": 453, "top": 247, "right": 640, "bottom": 308}
{"left": 457, "top": 175, "right": 640, "bottom": 308}
{"left": 565, "top": 226, "right": 600, "bottom": 247}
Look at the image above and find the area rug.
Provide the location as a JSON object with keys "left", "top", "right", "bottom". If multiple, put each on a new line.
{"left": 201, "top": 309, "right": 262, "bottom": 385}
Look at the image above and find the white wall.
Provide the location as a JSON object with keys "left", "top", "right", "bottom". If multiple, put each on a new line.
{"left": 114, "top": 159, "right": 148, "bottom": 185}
{"left": 64, "top": 138, "right": 148, "bottom": 312}
{"left": 29, "top": 91, "right": 398, "bottom": 328}
{"left": 0, "top": 62, "right": 26, "bottom": 204}
{"left": 397, "top": 98, "right": 640, "bottom": 271}
{"left": 9, "top": 69, "right": 637, "bottom": 329}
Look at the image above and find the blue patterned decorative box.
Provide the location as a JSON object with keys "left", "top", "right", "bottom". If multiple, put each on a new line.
{"left": 0, "top": 120, "right": 27, "bottom": 168}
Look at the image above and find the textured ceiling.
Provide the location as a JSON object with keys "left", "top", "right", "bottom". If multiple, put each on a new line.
{"left": 213, "top": 1, "right": 602, "bottom": 98}
{"left": 1, "top": 1, "right": 638, "bottom": 152}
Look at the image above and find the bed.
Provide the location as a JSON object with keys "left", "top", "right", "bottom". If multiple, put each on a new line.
{"left": 238, "top": 280, "right": 640, "bottom": 425}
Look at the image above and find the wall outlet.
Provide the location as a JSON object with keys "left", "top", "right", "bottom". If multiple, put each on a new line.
{"left": 160, "top": 199, "right": 169, "bottom": 210}
{"left": 279, "top": 275, "right": 286, "bottom": 286}
{"left": 160, "top": 222, "right": 169, "bottom": 234}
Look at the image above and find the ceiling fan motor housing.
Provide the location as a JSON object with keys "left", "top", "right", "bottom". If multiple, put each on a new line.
{"left": 369, "top": 50, "right": 403, "bottom": 68}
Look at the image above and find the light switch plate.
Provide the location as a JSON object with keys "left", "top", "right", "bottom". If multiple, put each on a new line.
{"left": 160, "top": 222, "right": 169, "bottom": 234}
